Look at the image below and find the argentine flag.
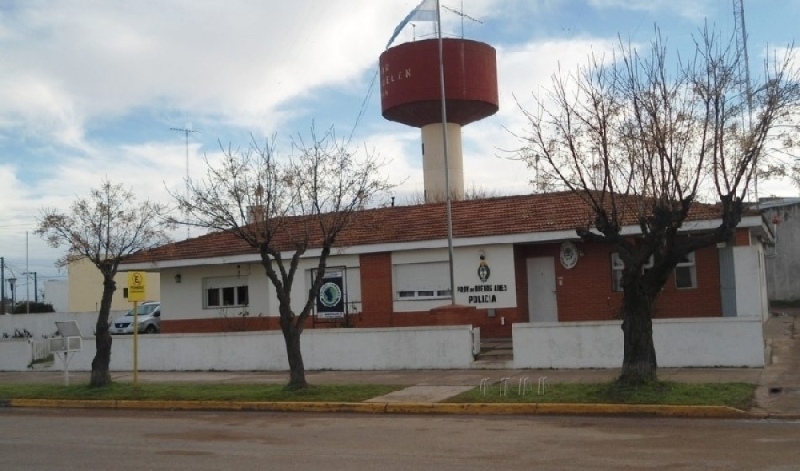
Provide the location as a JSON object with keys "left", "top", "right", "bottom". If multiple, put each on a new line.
{"left": 386, "top": 0, "right": 438, "bottom": 49}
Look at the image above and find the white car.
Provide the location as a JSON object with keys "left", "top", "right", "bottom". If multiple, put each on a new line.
{"left": 110, "top": 302, "right": 161, "bottom": 334}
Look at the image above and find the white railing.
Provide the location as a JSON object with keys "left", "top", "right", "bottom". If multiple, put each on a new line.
{"left": 30, "top": 340, "right": 51, "bottom": 362}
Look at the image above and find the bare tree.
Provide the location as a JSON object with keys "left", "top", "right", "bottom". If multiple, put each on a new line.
{"left": 518, "top": 28, "right": 800, "bottom": 385}
{"left": 36, "top": 180, "right": 172, "bottom": 387}
{"left": 172, "top": 127, "right": 392, "bottom": 389}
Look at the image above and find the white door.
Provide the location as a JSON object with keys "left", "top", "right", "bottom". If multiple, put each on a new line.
{"left": 527, "top": 257, "right": 558, "bottom": 322}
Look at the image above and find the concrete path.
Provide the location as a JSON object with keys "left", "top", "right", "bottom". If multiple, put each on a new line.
{"left": 754, "top": 308, "right": 800, "bottom": 417}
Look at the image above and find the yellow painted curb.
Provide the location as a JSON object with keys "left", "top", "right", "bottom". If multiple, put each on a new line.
{"left": 6, "top": 398, "right": 754, "bottom": 418}
{"left": 385, "top": 402, "right": 539, "bottom": 415}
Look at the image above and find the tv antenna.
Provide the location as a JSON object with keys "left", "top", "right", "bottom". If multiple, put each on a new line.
{"left": 170, "top": 125, "right": 199, "bottom": 239}
{"left": 442, "top": 1, "right": 483, "bottom": 38}
{"left": 732, "top": 0, "right": 756, "bottom": 205}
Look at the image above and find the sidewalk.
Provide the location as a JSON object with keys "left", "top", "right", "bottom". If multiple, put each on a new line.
{"left": 2, "top": 311, "right": 798, "bottom": 418}
{"left": 753, "top": 307, "right": 800, "bottom": 418}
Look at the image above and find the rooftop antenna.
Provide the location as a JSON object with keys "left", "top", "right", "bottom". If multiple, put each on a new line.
{"left": 442, "top": 1, "right": 482, "bottom": 38}
{"left": 170, "top": 125, "right": 199, "bottom": 239}
{"left": 733, "top": 0, "right": 756, "bottom": 204}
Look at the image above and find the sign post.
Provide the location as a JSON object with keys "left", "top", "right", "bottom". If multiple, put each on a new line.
{"left": 127, "top": 271, "right": 147, "bottom": 386}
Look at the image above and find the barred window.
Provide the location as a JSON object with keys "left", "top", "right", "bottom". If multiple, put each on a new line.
{"left": 674, "top": 252, "right": 697, "bottom": 289}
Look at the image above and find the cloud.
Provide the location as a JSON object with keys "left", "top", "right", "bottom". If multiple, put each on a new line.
{"left": 0, "top": 1, "right": 437, "bottom": 148}
{"left": 588, "top": 0, "right": 715, "bottom": 20}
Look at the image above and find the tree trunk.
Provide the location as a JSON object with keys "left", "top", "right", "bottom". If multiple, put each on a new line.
{"left": 282, "top": 322, "right": 307, "bottom": 389}
{"left": 618, "top": 283, "right": 658, "bottom": 385}
{"left": 90, "top": 276, "right": 115, "bottom": 387}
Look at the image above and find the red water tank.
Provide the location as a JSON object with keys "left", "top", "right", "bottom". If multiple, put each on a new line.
{"left": 379, "top": 38, "right": 499, "bottom": 128}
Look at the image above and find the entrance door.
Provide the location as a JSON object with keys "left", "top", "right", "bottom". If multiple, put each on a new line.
{"left": 527, "top": 257, "right": 558, "bottom": 322}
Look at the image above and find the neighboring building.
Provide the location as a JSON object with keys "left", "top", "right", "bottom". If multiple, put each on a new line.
{"left": 120, "top": 192, "right": 771, "bottom": 338}
{"left": 68, "top": 257, "right": 161, "bottom": 312}
{"left": 758, "top": 197, "right": 800, "bottom": 303}
{"left": 42, "top": 279, "right": 68, "bottom": 312}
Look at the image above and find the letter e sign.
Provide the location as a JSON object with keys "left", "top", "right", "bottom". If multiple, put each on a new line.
{"left": 127, "top": 271, "right": 147, "bottom": 302}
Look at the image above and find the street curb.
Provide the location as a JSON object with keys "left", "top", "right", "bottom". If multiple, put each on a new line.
{"left": 2, "top": 398, "right": 759, "bottom": 418}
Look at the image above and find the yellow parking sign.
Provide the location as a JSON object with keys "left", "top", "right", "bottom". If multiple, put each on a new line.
{"left": 127, "top": 271, "right": 147, "bottom": 302}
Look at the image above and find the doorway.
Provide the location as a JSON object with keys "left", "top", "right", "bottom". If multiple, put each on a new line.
{"left": 527, "top": 257, "right": 558, "bottom": 322}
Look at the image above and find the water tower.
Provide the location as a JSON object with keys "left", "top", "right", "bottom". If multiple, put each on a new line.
{"left": 379, "top": 38, "right": 498, "bottom": 202}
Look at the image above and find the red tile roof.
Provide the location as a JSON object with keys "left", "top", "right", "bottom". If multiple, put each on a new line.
{"left": 123, "top": 191, "right": 740, "bottom": 264}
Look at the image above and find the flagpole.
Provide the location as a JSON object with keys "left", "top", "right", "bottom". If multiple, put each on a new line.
{"left": 436, "top": 0, "right": 456, "bottom": 305}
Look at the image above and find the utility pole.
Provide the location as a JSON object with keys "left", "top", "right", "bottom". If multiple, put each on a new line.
{"left": 7, "top": 277, "right": 16, "bottom": 313}
{"left": 170, "top": 126, "right": 199, "bottom": 239}
{"left": 23, "top": 271, "right": 37, "bottom": 303}
{"left": 1, "top": 257, "right": 5, "bottom": 314}
{"left": 0, "top": 257, "right": 6, "bottom": 314}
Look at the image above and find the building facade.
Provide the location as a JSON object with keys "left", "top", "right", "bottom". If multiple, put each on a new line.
{"left": 758, "top": 198, "right": 800, "bottom": 303}
{"left": 68, "top": 257, "right": 161, "bottom": 312}
{"left": 121, "top": 193, "right": 771, "bottom": 338}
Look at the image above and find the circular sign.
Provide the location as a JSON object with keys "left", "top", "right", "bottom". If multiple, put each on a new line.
{"left": 560, "top": 241, "right": 579, "bottom": 269}
{"left": 477, "top": 255, "right": 491, "bottom": 283}
{"left": 319, "top": 282, "right": 342, "bottom": 308}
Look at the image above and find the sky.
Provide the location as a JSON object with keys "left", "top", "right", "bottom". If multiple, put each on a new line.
{"left": 1, "top": 0, "right": 798, "bottom": 301}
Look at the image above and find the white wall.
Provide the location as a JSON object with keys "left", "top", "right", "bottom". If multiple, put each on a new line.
{"left": 0, "top": 340, "right": 34, "bottom": 370}
{"left": 391, "top": 244, "right": 517, "bottom": 312}
{"left": 762, "top": 202, "right": 800, "bottom": 302}
{"left": 2, "top": 317, "right": 766, "bottom": 372}
{"left": 0, "top": 311, "right": 124, "bottom": 339}
{"left": 0, "top": 325, "right": 476, "bottom": 372}
{"left": 43, "top": 280, "right": 68, "bottom": 313}
{"left": 161, "top": 255, "right": 362, "bottom": 321}
{"left": 733, "top": 246, "right": 769, "bottom": 319}
{"left": 513, "top": 317, "right": 765, "bottom": 369}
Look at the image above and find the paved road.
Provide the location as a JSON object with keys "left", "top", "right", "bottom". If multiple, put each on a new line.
{"left": 2, "top": 408, "right": 798, "bottom": 470}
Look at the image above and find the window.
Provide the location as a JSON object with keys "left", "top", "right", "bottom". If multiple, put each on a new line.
{"left": 611, "top": 253, "right": 624, "bottom": 292}
{"left": 394, "top": 262, "right": 452, "bottom": 300}
{"left": 674, "top": 252, "right": 697, "bottom": 289}
{"left": 203, "top": 276, "right": 249, "bottom": 308}
{"left": 611, "top": 253, "right": 654, "bottom": 292}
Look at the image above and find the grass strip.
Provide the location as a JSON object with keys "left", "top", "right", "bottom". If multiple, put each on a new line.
{"left": 0, "top": 383, "right": 401, "bottom": 403}
{"left": 447, "top": 381, "right": 755, "bottom": 410}
{"left": 0, "top": 381, "right": 756, "bottom": 409}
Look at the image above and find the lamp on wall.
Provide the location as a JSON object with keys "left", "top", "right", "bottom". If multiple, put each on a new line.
{"left": 174, "top": 274, "right": 182, "bottom": 284}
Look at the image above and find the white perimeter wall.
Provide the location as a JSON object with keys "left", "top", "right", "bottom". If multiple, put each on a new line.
{"left": 513, "top": 317, "right": 765, "bottom": 368}
{"left": 0, "top": 311, "right": 126, "bottom": 339}
{"left": 0, "top": 325, "right": 475, "bottom": 372}
{"left": 2, "top": 318, "right": 766, "bottom": 372}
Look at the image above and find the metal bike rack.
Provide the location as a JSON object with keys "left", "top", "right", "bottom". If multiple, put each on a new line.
{"left": 480, "top": 377, "right": 491, "bottom": 396}
{"left": 518, "top": 376, "right": 531, "bottom": 395}
{"left": 499, "top": 377, "right": 510, "bottom": 396}
{"left": 538, "top": 376, "right": 548, "bottom": 395}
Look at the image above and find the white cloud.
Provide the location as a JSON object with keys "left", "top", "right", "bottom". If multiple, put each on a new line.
{"left": 588, "top": 0, "right": 714, "bottom": 20}
{"left": 0, "top": 1, "right": 438, "bottom": 148}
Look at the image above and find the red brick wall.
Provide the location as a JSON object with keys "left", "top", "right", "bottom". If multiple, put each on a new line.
{"left": 161, "top": 316, "right": 279, "bottom": 333}
{"left": 652, "top": 245, "right": 721, "bottom": 318}
{"left": 735, "top": 227, "right": 751, "bottom": 246}
{"left": 514, "top": 241, "right": 722, "bottom": 322}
